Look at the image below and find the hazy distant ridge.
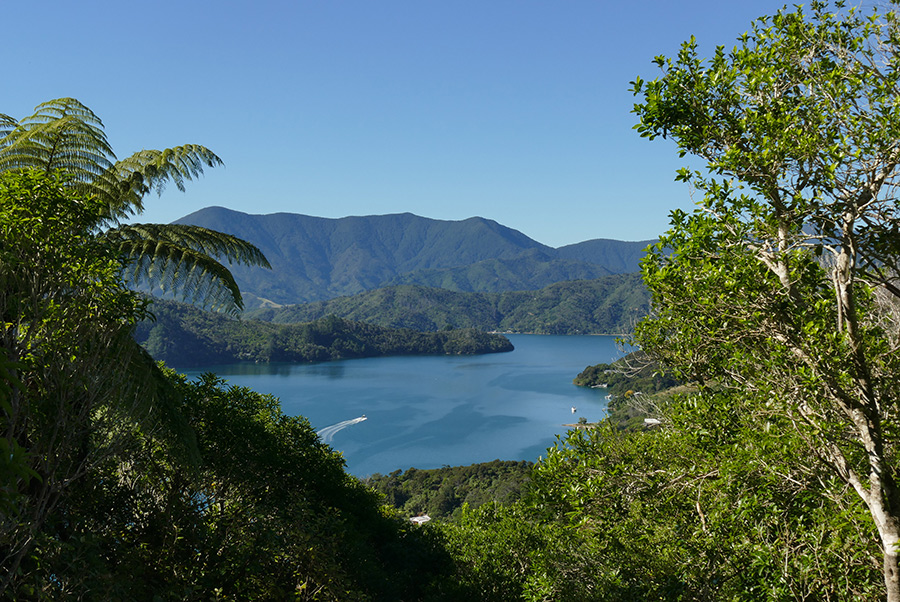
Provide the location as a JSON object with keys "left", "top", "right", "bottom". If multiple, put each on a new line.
{"left": 174, "top": 206, "right": 655, "bottom": 305}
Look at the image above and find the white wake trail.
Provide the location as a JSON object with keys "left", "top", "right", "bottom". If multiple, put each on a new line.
{"left": 317, "top": 415, "right": 367, "bottom": 443}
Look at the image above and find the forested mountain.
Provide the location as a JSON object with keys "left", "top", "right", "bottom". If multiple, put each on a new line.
{"left": 555, "top": 238, "right": 655, "bottom": 273}
{"left": 135, "top": 299, "right": 513, "bottom": 367}
{"left": 174, "top": 207, "right": 655, "bottom": 305}
{"left": 383, "top": 248, "right": 614, "bottom": 292}
{"left": 248, "top": 274, "right": 649, "bottom": 334}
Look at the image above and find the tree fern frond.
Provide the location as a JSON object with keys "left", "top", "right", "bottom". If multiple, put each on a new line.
{"left": 28, "top": 97, "right": 107, "bottom": 127}
{"left": 0, "top": 114, "right": 16, "bottom": 137}
{"left": 109, "top": 232, "right": 259, "bottom": 314}
{"left": 95, "top": 146, "right": 224, "bottom": 222}
{"left": 106, "top": 224, "right": 271, "bottom": 269}
{"left": 0, "top": 99, "right": 115, "bottom": 182}
{"left": 2, "top": 99, "right": 261, "bottom": 315}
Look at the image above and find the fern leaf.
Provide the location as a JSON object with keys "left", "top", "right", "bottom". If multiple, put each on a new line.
{"left": 105, "top": 225, "right": 270, "bottom": 314}
{"left": 0, "top": 99, "right": 115, "bottom": 185}
{"left": 3, "top": 98, "right": 265, "bottom": 314}
{"left": 99, "top": 146, "right": 224, "bottom": 222}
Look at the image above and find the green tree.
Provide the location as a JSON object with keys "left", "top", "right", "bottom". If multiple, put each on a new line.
{"left": 528, "top": 398, "right": 881, "bottom": 599}
{"left": 0, "top": 169, "right": 156, "bottom": 594}
{"left": 48, "top": 369, "right": 456, "bottom": 600}
{"left": 0, "top": 98, "right": 269, "bottom": 313}
{"left": 0, "top": 95, "right": 267, "bottom": 593}
{"left": 439, "top": 501, "right": 602, "bottom": 601}
{"left": 631, "top": 1, "right": 900, "bottom": 597}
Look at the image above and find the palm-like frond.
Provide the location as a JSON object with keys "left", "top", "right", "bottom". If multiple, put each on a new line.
{"left": 0, "top": 98, "right": 115, "bottom": 188}
{"left": 0, "top": 114, "right": 17, "bottom": 137}
{"left": 98, "top": 146, "right": 224, "bottom": 223}
{"left": 2, "top": 98, "right": 270, "bottom": 312}
{"left": 104, "top": 224, "right": 271, "bottom": 314}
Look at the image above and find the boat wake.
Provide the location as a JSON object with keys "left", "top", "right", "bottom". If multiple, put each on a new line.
{"left": 317, "top": 415, "right": 367, "bottom": 443}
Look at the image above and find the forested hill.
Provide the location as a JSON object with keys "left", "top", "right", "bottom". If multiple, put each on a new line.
{"left": 135, "top": 299, "right": 513, "bottom": 368}
{"left": 248, "top": 273, "right": 650, "bottom": 335}
{"left": 174, "top": 207, "right": 655, "bottom": 305}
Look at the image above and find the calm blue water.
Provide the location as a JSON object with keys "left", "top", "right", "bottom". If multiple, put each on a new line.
{"left": 183, "top": 334, "right": 626, "bottom": 476}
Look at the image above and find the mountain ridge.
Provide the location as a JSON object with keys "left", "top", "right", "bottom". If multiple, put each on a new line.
{"left": 173, "top": 207, "right": 655, "bottom": 306}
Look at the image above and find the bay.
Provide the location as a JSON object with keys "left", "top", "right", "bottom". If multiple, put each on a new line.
{"left": 183, "top": 334, "right": 626, "bottom": 477}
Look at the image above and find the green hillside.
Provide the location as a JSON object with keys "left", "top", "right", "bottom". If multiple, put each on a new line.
{"left": 555, "top": 238, "right": 654, "bottom": 273}
{"left": 384, "top": 248, "right": 614, "bottom": 292}
{"left": 173, "top": 207, "right": 656, "bottom": 305}
{"left": 135, "top": 298, "right": 513, "bottom": 367}
{"left": 248, "top": 273, "right": 649, "bottom": 334}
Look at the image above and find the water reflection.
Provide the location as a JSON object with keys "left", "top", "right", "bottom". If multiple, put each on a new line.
{"left": 195, "top": 361, "right": 348, "bottom": 379}
{"left": 295, "top": 362, "right": 347, "bottom": 379}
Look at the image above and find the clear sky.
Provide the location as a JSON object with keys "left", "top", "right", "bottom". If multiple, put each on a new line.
{"left": 8, "top": 0, "right": 797, "bottom": 247}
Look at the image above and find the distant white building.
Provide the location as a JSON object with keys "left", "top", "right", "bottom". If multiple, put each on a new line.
{"left": 410, "top": 515, "right": 431, "bottom": 525}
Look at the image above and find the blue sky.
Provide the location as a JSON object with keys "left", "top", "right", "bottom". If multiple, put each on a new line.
{"left": 8, "top": 0, "right": 793, "bottom": 247}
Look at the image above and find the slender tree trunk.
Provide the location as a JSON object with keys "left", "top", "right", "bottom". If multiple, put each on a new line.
{"left": 862, "top": 466, "right": 900, "bottom": 601}
{"left": 875, "top": 508, "right": 900, "bottom": 602}
{"left": 885, "top": 545, "right": 900, "bottom": 602}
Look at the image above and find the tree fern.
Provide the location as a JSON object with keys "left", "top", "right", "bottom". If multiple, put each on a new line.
{"left": 0, "top": 114, "right": 16, "bottom": 137}
{"left": 0, "top": 98, "right": 268, "bottom": 313}
{"left": 0, "top": 98, "right": 114, "bottom": 184}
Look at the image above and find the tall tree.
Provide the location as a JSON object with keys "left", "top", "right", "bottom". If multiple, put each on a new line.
{"left": 0, "top": 169, "right": 156, "bottom": 593}
{"left": 631, "top": 1, "right": 900, "bottom": 598}
{"left": 0, "top": 98, "right": 266, "bottom": 594}
{"left": 0, "top": 98, "right": 269, "bottom": 313}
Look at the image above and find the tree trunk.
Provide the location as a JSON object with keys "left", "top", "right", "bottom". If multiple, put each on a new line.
{"left": 885, "top": 545, "right": 900, "bottom": 602}
{"left": 870, "top": 498, "right": 900, "bottom": 602}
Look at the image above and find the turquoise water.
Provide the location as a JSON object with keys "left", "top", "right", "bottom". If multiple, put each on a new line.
{"left": 183, "top": 334, "right": 626, "bottom": 476}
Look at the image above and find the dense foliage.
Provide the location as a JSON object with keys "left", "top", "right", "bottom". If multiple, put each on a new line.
{"left": 520, "top": 397, "right": 883, "bottom": 600}
{"left": 135, "top": 298, "right": 513, "bottom": 367}
{"left": 10, "top": 4, "right": 900, "bottom": 593}
{"left": 430, "top": 366, "right": 883, "bottom": 601}
{"left": 365, "top": 460, "right": 533, "bottom": 520}
{"left": 65, "top": 370, "right": 459, "bottom": 600}
{"left": 249, "top": 274, "right": 649, "bottom": 335}
{"left": 0, "top": 169, "right": 154, "bottom": 593}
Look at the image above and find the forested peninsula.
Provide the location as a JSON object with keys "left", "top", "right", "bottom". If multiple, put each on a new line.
{"left": 135, "top": 298, "right": 513, "bottom": 367}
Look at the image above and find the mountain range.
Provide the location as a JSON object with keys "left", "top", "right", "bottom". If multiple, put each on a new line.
{"left": 173, "top": 207, "right": 656, "bottom": 306}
